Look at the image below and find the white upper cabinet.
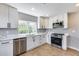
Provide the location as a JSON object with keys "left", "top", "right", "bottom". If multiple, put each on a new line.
{"left": 0, "top": 4, "right": 8, "bottom": 28}
{"left": 9, "top": 7, "right": 18, "bottom": 28}
{"left": 49, "top": 13, "right": 68, "bottom": 29}
{"left": 0, "top": 4, "right": 18, "bottom": 28}
{"left": 63, "top": 13, "right": 68, "bottom": 28}
{"left": 38, "top": 16, "right": 49, "bottom": 29}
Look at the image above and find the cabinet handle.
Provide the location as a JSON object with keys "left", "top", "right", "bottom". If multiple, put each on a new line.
{"left": 32, "top": 36, "right": 35, "bottom": 42}
{"left": 1, "top": 42, "right": 9, "bottom": 44}
{"left": 40, "top": 36, "right": 41, "bottom": 40}
{"left": 33, "top": 39, "right": 35, "bottom": 42}
{"left": 32, "top": 37, "right": 35, "bottom": 42}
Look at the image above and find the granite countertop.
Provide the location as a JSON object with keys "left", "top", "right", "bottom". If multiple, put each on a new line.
{"left": 0, "top": 33, "right": 45, "bottom": 41}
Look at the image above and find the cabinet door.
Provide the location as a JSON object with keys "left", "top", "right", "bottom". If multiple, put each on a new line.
{"left": 63, "top": 13, "right": 68, "bottom": 28}
{"left": 27, "top": 37, "right": 34, "bottom": 51}
{"left": 0, "top": 40, "right": 13, "bottom": 56}
{"left": 9, "top": 7, "right": 18, "bottom": 28}
{"left": 40, "top": 35, "right": 46, "bottom": 45}
{"left": 48, "top": 18, "right": 52, "bottom": 28}
{"left": 44, "top": 19, "right": 49, "bottom": 28}
{"left": 39, "top": 17, "right": 49, "bottom": 29}
{"left": 20, "top": 38, "right": 26, "bottom": 53}
{"left": 33, "top": 36, "right": 40, "bottom": 48}
{"left": 0, "top": 4, "right": 8, "bottom": 28}
{"left": 40, "top": 18, "right": 45, "bottom": 28}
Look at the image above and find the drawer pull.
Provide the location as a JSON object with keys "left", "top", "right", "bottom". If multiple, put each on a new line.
{"left": 1, "top": 42, "right": 9, "bottom": 44}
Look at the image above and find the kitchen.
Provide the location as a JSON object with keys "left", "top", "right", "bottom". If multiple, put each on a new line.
{"left": 0, "top": 3, "right": 79, "bottom": 56}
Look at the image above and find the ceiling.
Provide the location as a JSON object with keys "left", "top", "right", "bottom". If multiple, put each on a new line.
{"left": 7, "top": 3, "right": 78, "bottom": 17}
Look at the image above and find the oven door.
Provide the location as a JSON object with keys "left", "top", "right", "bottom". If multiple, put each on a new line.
{"left": 51, "top": 37, "right": 62, "bottom": 46}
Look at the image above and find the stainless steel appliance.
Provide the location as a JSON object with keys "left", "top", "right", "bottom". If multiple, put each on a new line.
{"left": 13, "top": 37, "right": 26, "bottom": 56}
{"left": 51, "top": 33, "right": 64, "bottom": 48}
{"left": 53, "top": 20, "right": 64, "bottom": 28}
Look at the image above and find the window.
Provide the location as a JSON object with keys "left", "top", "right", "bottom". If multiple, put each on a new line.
{"left": 18, "top": 20, "right": 37, "bottom": 34}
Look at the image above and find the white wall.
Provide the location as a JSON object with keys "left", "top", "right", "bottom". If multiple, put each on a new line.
{"left": 67, "top": 12, "right": 79, "bottom": 51}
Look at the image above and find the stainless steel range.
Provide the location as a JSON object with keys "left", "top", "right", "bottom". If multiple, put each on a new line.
{"left": 51, "top": 33, "right": 64, "bottom": 48}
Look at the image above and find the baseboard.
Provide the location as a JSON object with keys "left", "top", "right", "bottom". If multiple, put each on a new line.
{"left": 68, "top": 46, "right": 79, "bottom": 51}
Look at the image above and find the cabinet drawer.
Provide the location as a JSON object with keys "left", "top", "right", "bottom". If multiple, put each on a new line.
{"left": 0, "top": 40, "right": 13, "bottom": 56}
{"left": 0, "top": 40, "right": 13, "bottom": 45}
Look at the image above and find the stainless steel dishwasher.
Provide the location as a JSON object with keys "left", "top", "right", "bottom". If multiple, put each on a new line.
{"left": 13, "top": 37, "right": 26, "bottom": 56}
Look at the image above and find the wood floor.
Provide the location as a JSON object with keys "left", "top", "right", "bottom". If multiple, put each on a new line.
{"left": 21, "top": 44, "right": 79, "bottom": 56}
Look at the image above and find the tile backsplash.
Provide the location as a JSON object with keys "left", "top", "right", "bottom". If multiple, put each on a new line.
{"left": 37, "top": 29, "right": 47, "bottom": 33}
{"left": 0, "top": 28, "right": 47, "bottom": 36}
{"left": 0, "top": 28, "right": 18, "bottom": 36}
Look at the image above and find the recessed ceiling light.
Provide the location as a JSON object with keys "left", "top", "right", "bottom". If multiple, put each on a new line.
{"left": 31, "top": 8, "right": 35, "bottom": 11}
{"left": 75, "top": 3, "right": 79, "bottom": 7}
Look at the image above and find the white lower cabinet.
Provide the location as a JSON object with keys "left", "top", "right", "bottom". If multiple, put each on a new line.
{"left": 27, "top": 36, "right": 39, "bottom": 51}
{"left": 34, "top": 35, "right": 41, "bottom": 48}
{"left": 40, "top": 35, "right": 46, "bottom": 45}
{"left": 27, "top": 35, "right": 46, "bottom": 51}
{"left": 0, "top": 34, "right": 46, "bottom": 55}
{"left": 0, "top": 40, "right": 13, "bottom": 56}
{"left": 27, "top": 37, "right": 35, "bottom": 51}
